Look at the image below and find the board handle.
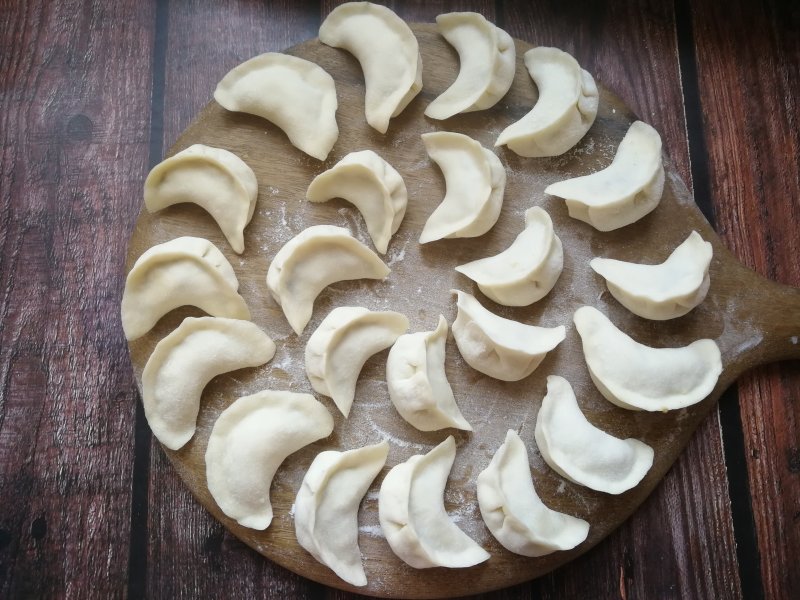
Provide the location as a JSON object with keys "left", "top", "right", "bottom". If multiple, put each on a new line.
{"left": 729, "top": 270, "right": 800, "bottom": 369}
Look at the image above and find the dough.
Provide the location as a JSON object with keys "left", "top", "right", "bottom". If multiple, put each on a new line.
{"left": 144, "top": 144, "right": 258, "bottom": 254}
{"left": 386, "top": 316, "right": 471, "bottom": 432}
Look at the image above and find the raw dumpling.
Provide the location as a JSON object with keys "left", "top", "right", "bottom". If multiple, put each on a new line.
{"left": 534, "top": 375, "right": 654, "bottom": 494}
{"left": 386, "top": 316, "right": 471, "bottom": 432}
{"left": 451, "top": 290, "right": 565, "bottom": 381}
{"left": 214, "top": 53, "right": 338, "bottom": 160}
{"left": 266, "top": 225, "right": 390, "bottom": 335}
{"left": 573, "top": 305, "right": 722, "bottom": 411}
{"left": 142, "top": 317, "right": 276, "bottom": 450}
{"left": 419, "top": 132, "right": 505, "bottom": 243}
{"left": 455, "top": 206, "right": 563, "bottom": 306}
{"left": 477, "top": 430, "right": 589, "bottom": 557}
{"left": 306, "top": 150, "right": 407, "bottom": 254}
{"left": 121, "top": 237, "right": 250, "bottom": 341}
{"left": 319, "top": 2, "right": 422, "bottom": 133}
{"left": 425, "top": 12, "right": 515, "bottom": 120}
{"left": 495, "top": 47, "right": 598, "bottom": 157}
{"left": 305, "top": 307, "right": 409, "bottom": 417}
{"left": 144, "top": 144, "right": 258, "bottom": 254}
{"left": 590, "top": 231, "right": 713, "bottom": 320}
{"left": 379, "top": 436, "right": 490, "bottom": 568}
{"left": 206, "top": 390, "right": 334, "bottom": 530}
{"left": 545, "top": 121, "right": 664, "bottom": 231}
{"left": 294, "top": 441, "right": 389, "bottom": 586}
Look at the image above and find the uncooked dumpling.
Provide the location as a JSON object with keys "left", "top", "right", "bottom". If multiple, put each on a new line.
{"left": 121, "top": 237, "right": 250, "bottom": 341}
{"left": 306, "top": 150, "right": 407, "bottom": 254}
{"left": 206, "top": 390, "right": 334, "bottom": 530}
{"left": 573, "top": 306, "right": 722, "bottom": 411}
{"left": 545, "top": 121, "right": 664, "bottom": 231}
{"left": 379, "top": 436, "right": 490, "bottom": 568}
{"left": 451, "top": 290, "right": 565, "bottom": 381}
{"left": 305, "top": 307, "right": 409, "bottom": 417}
{"left": 144, "top": 144, "right": 258, "bottom": 254}
{"left": 214, "top": 53, "right": 338, "bottom": 160}
{"left": 590, "top": 231, "right": 713, "bottom": 320}
{"left": 534, "top": 375, "right": 654, "bottom": 494}
{"left": 386, "top": 316, "right": 471, "bottom": 432}
{"left": 455, "top": 206, "right": 563, "bottom": 306}
{"left": 425, "top": 12, "right": 515, "bottom": 120}
{"left": 266, "top": 225, "right": 390, "bottom": 335}
{"left": 294, "top": 441, "right": 389, "bottom": 586}
{"left": 495, "top": 47, "right": 598, "bottom": 157}
{"left": 477, "top": 430, "right": 589, "bottom": 557}
{"left": 320, "top": 2, "right": 422, "bottom": 133}
{"left": 142, "top": 317, "right": 276, "bottom": 450}
{"left": 419, "top": 132, "right": 505, "bottom": 243}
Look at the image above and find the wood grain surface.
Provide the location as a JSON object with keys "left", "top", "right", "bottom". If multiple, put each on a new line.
{"left": 1, "top": 1, "right": 798, "bottom": 599}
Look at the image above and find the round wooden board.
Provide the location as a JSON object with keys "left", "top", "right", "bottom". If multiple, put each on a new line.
{"left": 125, "top": 24, "right": 800, "bottom": 599}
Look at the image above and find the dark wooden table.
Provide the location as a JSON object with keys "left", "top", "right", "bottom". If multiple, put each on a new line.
{"left": 1, "top": 1, "right": 798, "bottom": 598}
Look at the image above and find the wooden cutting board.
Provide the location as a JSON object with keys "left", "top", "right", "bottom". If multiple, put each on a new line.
{"left": 125, "top": 24, "right": 800, "bottom": 598}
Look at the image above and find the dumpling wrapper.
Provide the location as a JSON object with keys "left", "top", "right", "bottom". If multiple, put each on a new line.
{"left": 214, "top": 52, "right": 338, "bottom": 160}
{"left": 379, "top": 436, "right": 490, "bottom": 568}
{"left": 294, "top": 441, "right": 389, "bottom": 587}
{"left": 305, "top": 306, "right": 409, "bottom": 417}
{"left": 456, "top": 206, "right": 564, "bottom": 306}
{"left": 266, "top": 225, "right": 390, "bottom": 335}
{"left": 534, "top": 375, "right": 654, "bottom": 494}
{"left": 319, "top": 2, "right": 422, "bottom": 133}
{"left": 545, "top": 120, "right": 664, "bottom": 231}
{"left": 451, "top": 290, "right": 565, "bottom": 381}
{"left": 420, "top": 131, "right": 506, "bottom": 243}
{"left": 495, "top": 46, "right": 598, "bottom": 157}
{"left": 477, "top": 430, "right": 589, "bottom": 557}
{"left": 144, "top": 144, "right": 258, "bottom": 254}
{"left": 121, "top": 236, "right": 250, "bottom": 341}
{"left": 590, "top": 231, "right": 712, "bottom": 320}
{"left": 573, "top": 305, "right": 722, "bottom": 411}
{"left": 425, "top": 12, "right": 515, "bottom": 120}
{"left": 206, "top": 390, "right": 334, "bottom": 530}
{"left": 386, "top": 316, "right": 471, "bottom": 432}
{"left": 142, "top": 316, "right": 276, "bottom": 450}
{"left": 306, "top": 150, "right": 407, "bottom": 254}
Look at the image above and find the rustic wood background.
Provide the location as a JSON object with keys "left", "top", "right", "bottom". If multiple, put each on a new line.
{"left": 0, "top": 0, "right": 797, "bottom": 598}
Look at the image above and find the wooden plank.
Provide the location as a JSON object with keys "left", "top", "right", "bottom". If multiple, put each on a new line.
{"left": 0, "top": 0, "right": 155, "bottom": 597}
{"left": 497, "top": 1, "right": 741, "bottom": 598}
{"left": 144, "top": 1, "right": 326, "bottom": 598}
{"left": 691, "top": 1, "right": 800, "bottom": 598}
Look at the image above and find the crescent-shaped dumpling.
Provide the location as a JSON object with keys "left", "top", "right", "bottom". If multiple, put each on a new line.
{"left": 306, "top": 150, "right": 407, "bottom": 254}
{"left": 424, "top": 12, "right": 515, "bottom": 120}
{"left": 214, "top": 53, "right": 338, "bottom": 160}
{"left": 121, "top": 237, "right": 250, "bottom": 341}
{"left": 319, "top": 2, "right": 422, "bottom": 134}
{"left": 205, "top": 390, "right": 334, "bottom": 530}
{"left": 455, "top": 206, "right": 564, "bottom": 306}
{"left": 379, "top": 436, "right": 490, "bottom": 568}
{"left": 573, "top": 306, "right": 722, "bottom": 411}
{"left": 477, "top": 430, "right": 589, "bottom": 557}
{"left": 545, "top": 121, "right": 665, "bottom": 231}
{"left": 305, "top": 306, "right": 409, "bottom": 417}
{"left": 419, "top": 132, "right": 506, "bottom": 243}
{"left": 144, "top": 144, "right": 258, "bottom": 254}
{"left": 266, "top": 225, "right": 390, "bottom": 335}
{"left": 451, "top": 290, "right": 565, "bottom": 381}
{"left": 142, "top": 317, "right": 276, "bottom": 450}
{"left": 590, "top": 231, "right": 713, "bottom": 320}
{"left": 534, "top": 375, "right": 654, "bottom": 494}
{"left": 386, "top": 316, "right": 471, "bottom": 432}
{"left": 495, "top": 47, "right": 598, "bottom": 157}
{"left": 294, "top": 441, "right": 389, "bottom": 586}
